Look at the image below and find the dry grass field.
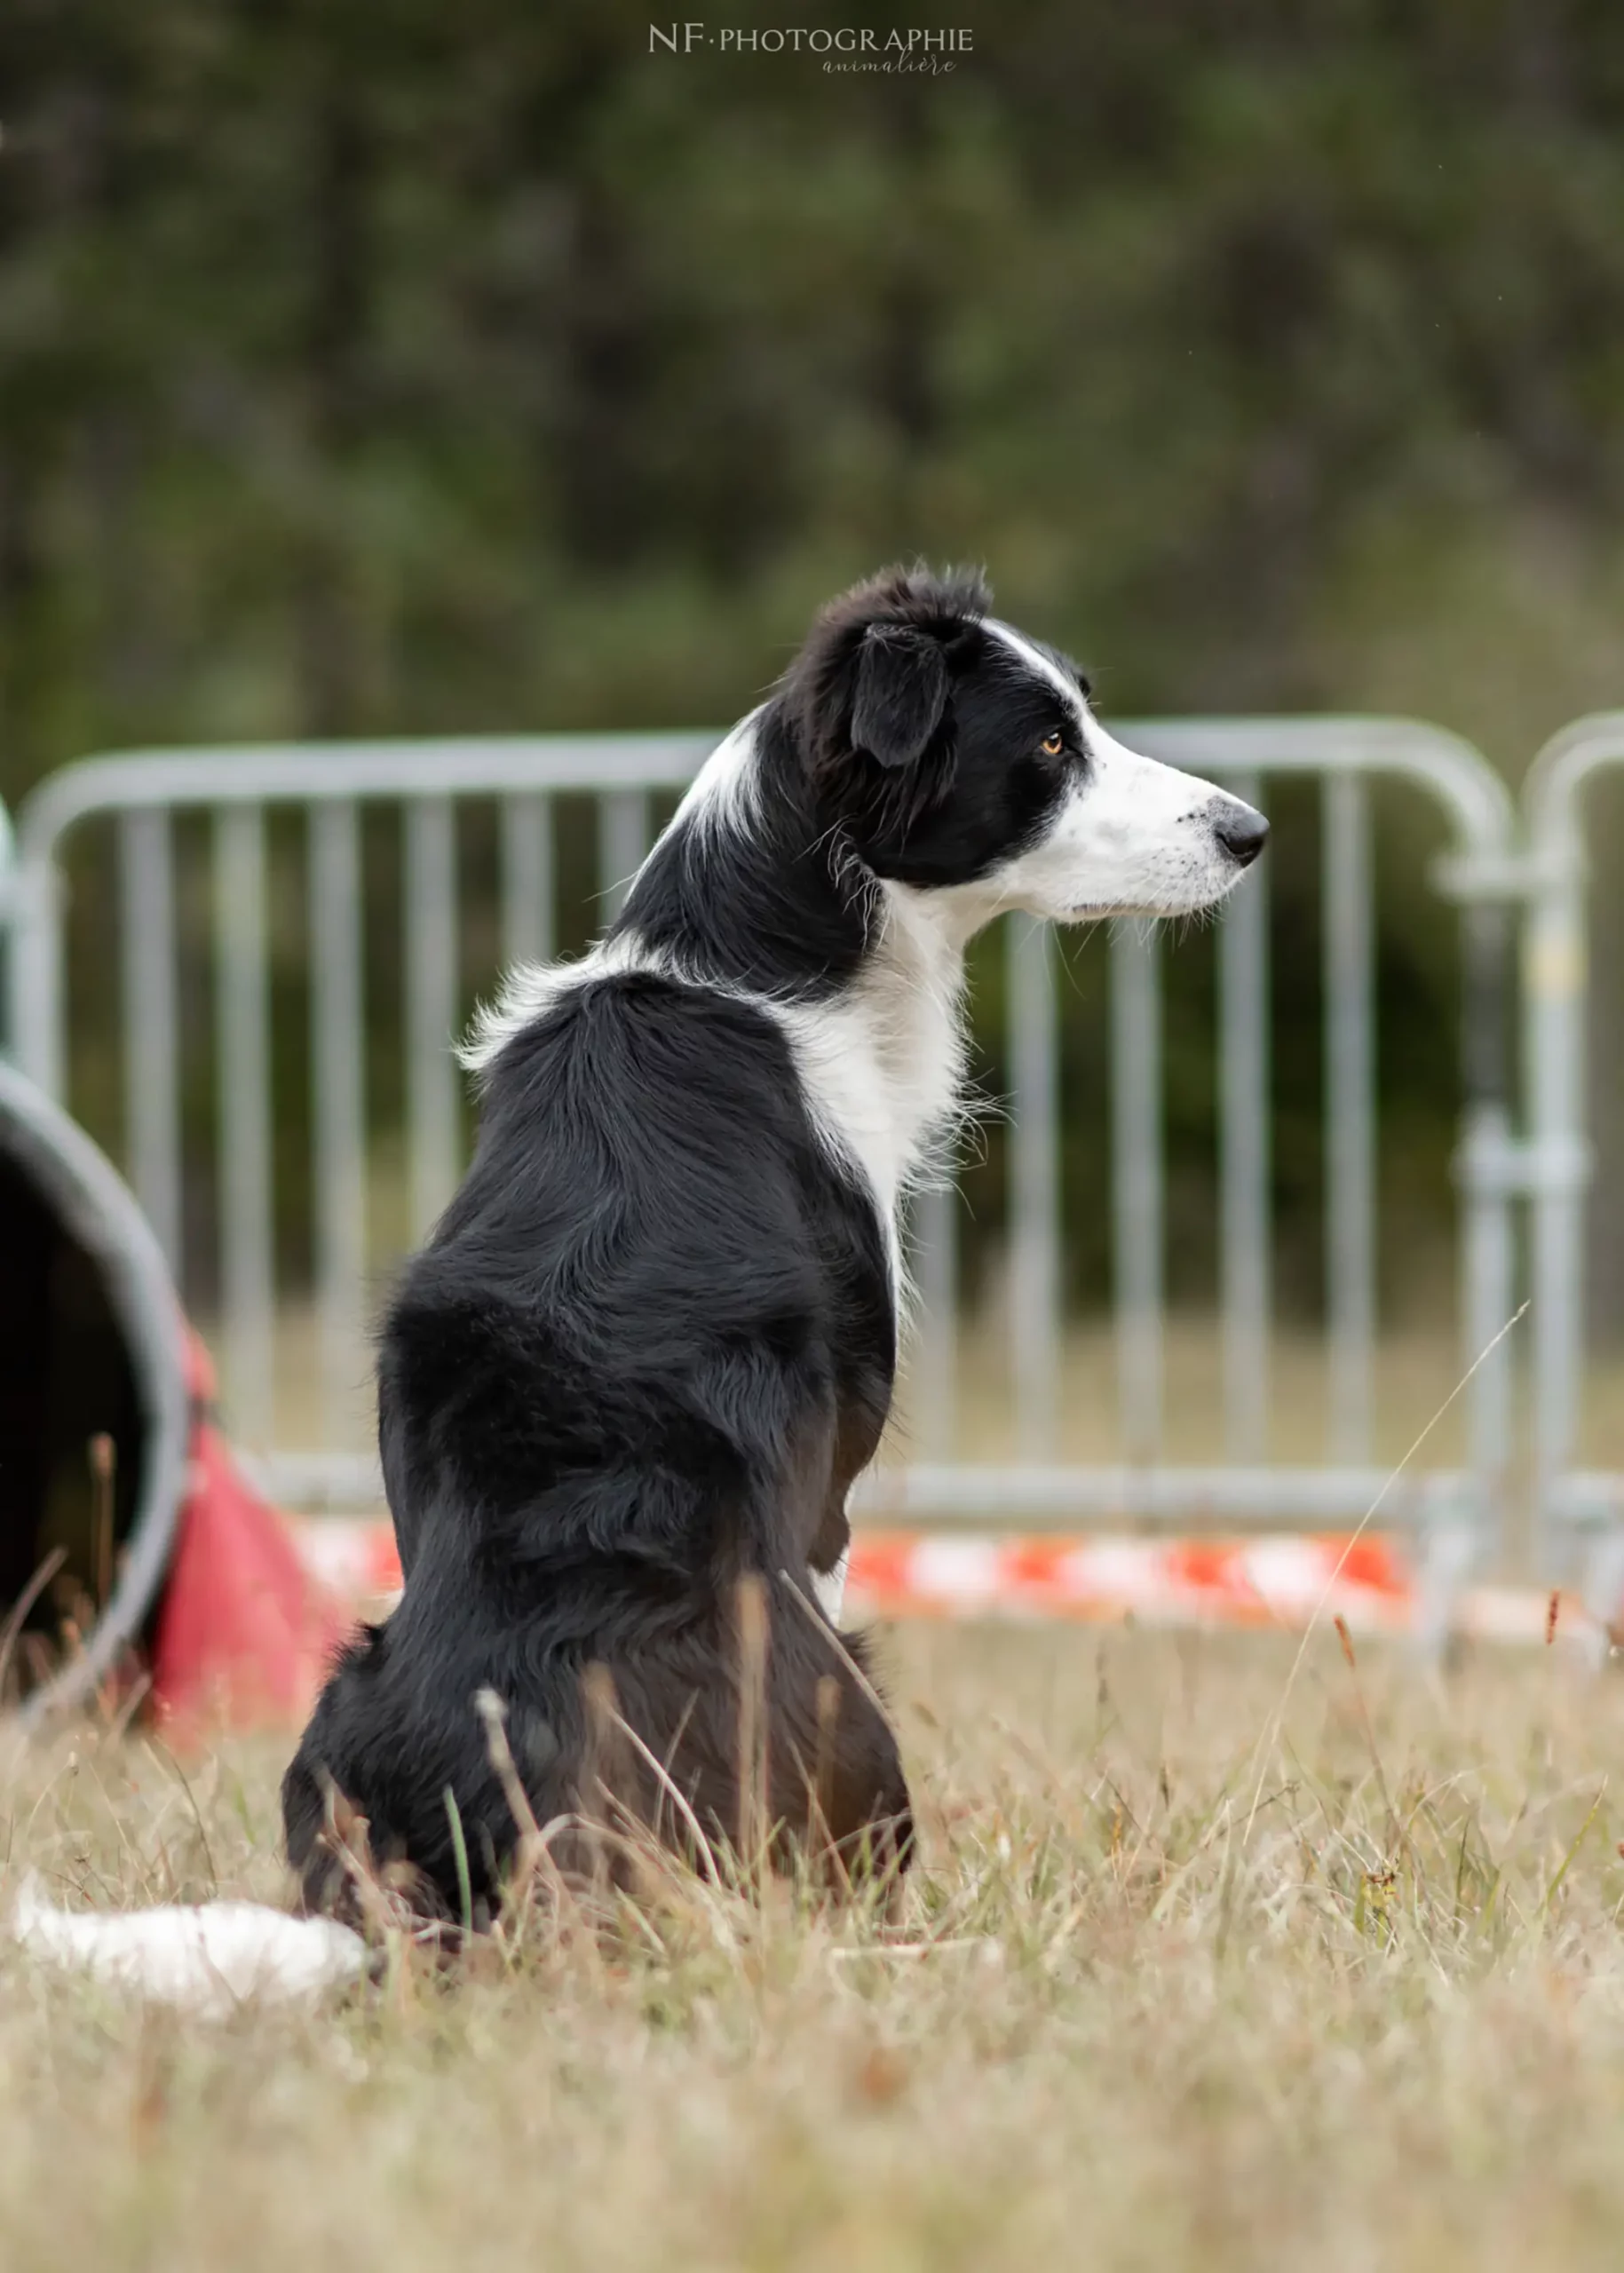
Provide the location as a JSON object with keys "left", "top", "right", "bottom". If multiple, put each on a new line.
{"left": 4, "top": 1620, "right": 1624, "bottom": 2271}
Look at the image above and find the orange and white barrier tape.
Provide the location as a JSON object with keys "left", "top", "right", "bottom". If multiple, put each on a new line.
{"left": 851, "top": 1531, "right": 1413, "bottom": 1630}
{"left": 289, "top": 1518, "right": 1596, "bottom": 1651}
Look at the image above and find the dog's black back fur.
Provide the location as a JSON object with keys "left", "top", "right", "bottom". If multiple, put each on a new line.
{"left": 283, "top": 970, "right": 908, "bottom": 1916}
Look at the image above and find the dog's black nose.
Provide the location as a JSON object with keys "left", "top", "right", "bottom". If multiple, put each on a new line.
{"left": 1216, "top": 804, "right": 1269, "bottom": 868}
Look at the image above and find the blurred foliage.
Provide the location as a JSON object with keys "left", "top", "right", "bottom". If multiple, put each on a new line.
{"left": 4, "top": 0, "right": 1624, "bottom": 1318}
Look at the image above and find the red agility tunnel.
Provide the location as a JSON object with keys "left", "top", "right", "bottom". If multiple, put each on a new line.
{"left": 0, "top": 1059, "right": 345, "bottom": 1732}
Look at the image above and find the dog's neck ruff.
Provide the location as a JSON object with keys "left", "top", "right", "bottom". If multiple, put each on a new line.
{"left": 461, "top": 709, "right": 971, "bottom": 1282}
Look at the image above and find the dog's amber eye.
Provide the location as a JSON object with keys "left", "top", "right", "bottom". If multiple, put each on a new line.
{"left": 1041, "top": 732, "right": 1065, "bottom": 757}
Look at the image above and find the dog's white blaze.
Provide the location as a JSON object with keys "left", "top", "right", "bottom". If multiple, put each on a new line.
{"left": 984, "top": 618, "right": 1088, "bottom": 711}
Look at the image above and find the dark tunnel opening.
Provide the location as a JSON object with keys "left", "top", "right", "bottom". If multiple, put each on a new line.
{"left": 0, "top": 1150, "right": 146, "bottom": 1685}
{"left": 0, "top": 1063, "right": 190, "bottom": 1719}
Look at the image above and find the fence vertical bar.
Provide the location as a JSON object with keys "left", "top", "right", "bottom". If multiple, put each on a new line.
{"left": 1456, "top": 901, "right": 1516, "bottom": 1544}
{"left": 1009, "top": 915, "right": 1059, "bottom": 1459}
{"left": 501, "top": 793, "right": 554, "bottom": 970}
{"left": 1526, "top": 857, "right": 1588, "bottom": 1577}
{"left": 1323, "top": 772, "right": 1374, "bottom": 1462}
{"left": 1112, "top": 923, "right": 1163, "bottom": 1459}
{"left": 310, "top": 800, "right": 367, "bottom": 1447}
{"left": 600, "top": 792, "right": 650, "bottom": 922}
{"left": 1219, "top": 767, "right": 1271, "bottom": 1461}
{"left": 405, "top": 796, "right": 460, "bottom": 1243}
{"left": 119, "top": 811, "right": 182, "bottom": 1278}
{"left": 214, "top": 805, "right": 274, "bottom": 1442}
{"left": 10, "top": 859, "right": 65, "bottom": 1099}
{"left": 911, "top": 1181, "right": 957, "bottom": 1461}
{"left": 0, "top": 800, "right": 19, "bottom": 1066}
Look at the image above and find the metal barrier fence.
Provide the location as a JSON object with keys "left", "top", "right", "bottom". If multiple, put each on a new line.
{"left": 0, "top": 719, "right": 1530, "bottom": 1624}
{"left": 6, "top": 735, "right": 709, "bottom": 1467}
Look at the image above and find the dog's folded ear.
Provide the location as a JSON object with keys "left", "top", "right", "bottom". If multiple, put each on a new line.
{"left": 851, "top": 624, "right": 950, "bottom": 769}
{"left": 788, "top": 566, "right": 988, "bottom": 808}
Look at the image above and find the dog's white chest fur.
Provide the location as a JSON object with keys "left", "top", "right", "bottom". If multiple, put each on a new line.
{"left": 773, "top": 883, "right": 966, "bottom": 1252}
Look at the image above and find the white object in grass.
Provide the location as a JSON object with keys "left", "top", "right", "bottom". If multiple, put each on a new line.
{"left": 11, "top": 1875, "right": 367, "bottom": 2018}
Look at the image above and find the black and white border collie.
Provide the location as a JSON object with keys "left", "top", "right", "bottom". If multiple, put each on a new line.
{"left": 283, "top": 566, "right": 1267, "bottom": 1920}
